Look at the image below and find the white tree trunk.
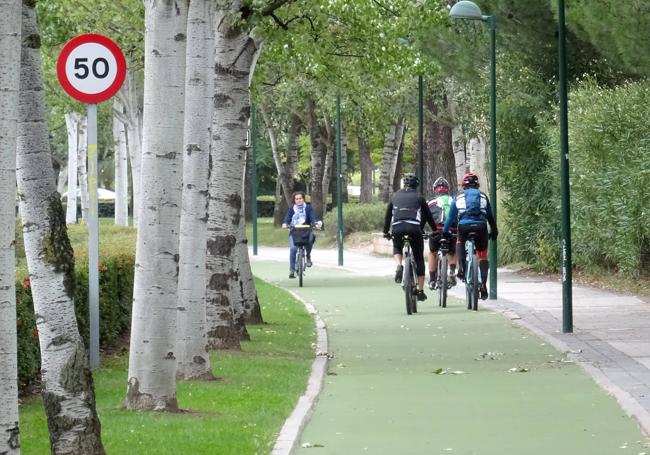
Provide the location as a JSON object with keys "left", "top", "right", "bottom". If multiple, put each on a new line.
{"left": 56, "top": 164, "right": 67, "bottom": 194}
{"left": 125, "top": 0, "right": 188, "bottom": 411}
{"left": 469, "top": 137, "right": 490, "bottom": 195}
{"left": 16, "top": 3, "right": 104, "bottom": 453}
{"left": 77, "top": 115, "right": 89, "bottom": 224}
{"left": 0, "top": 1, "right": 21, "bottom": 453}
{"left": 113, "top": 100, "right": 129, "bottom": 226}
{"left": 176, "top": 0, "right": 214, "bottom": 380}
{"left": 235, "top": 209, "right": 263, "bottom": 324}
{"left": 64, "top": 112, "right": 78, "bottom": 224}
{"left": 205, "top": 0, "right": 256, "bottom": 349}
{"left": 378, "top": 119, "right": 405, "bottom": 202}
{"left": 118, "top": 70, "right": 143, "bottom": 227}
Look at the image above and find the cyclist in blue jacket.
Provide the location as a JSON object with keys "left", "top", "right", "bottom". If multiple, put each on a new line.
{"left": 282, "top": 191, "right": 322, "bottom": 278}
{"left": 443, "top": 172, "right": 498, "bottom": 300}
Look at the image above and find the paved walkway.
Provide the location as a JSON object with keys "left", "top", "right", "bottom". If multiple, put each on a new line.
{"left": 252, "top": 246, "right": 650, "bottom": 453}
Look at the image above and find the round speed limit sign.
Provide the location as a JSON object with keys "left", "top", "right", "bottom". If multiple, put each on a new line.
{"left": 57, "top": 34, "right": 126, "bottom": 104}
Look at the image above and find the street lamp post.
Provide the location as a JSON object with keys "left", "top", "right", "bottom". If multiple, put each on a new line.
{"left": 449, "top": 0, "right": 498, "bottom": 300}
{"left": 557, "top": 0, "right": 573, "bottom": 333}
{"left": 418, "top": 75, "right": 424, "bottom": 196}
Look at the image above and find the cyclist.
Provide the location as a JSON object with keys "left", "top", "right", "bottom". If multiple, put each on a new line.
{"left": 443, "top": 172, "right": 497, "bottom": 300}
{"left": 427, "top": 177, "right": 458, "bottom": 289}
{"left": 382, "top": 173, "right": 437, "bottom": 301}
{"left": 282, "top": 191, "right": 322, "bottom": 279}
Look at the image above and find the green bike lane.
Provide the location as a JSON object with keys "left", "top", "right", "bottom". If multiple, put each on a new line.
{"left": 252, "top": 261, "right": 648, "bottom": 455}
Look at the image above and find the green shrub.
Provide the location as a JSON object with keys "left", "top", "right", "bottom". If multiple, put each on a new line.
{"left": 16, "top": 251, "right": 134, "bottom": 388}
{"left": 323, "top": 202, "right": 386, "bottom": 237}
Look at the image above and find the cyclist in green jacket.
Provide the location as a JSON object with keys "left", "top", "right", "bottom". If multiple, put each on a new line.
{"left": 427, "top": 177, "right": 458, "bottom": 289}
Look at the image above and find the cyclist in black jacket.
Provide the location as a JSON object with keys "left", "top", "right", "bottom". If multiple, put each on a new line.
{"left": 383, "top": 174, "right": 437, "bottom": 301}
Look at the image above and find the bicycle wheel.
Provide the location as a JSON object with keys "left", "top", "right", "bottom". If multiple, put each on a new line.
{"left": 411, "top": 257, "right": 418, "bottom": 314}
{"left": 297, "top": 248, "right": 304, "bottom": 287}
{"left": 438, "top": 253, "right": 448, "bottom": 308}
{"left": 465, "top": 241, "right": 474, "bottom": 310}
{"left": 471, "top": 253, "right": 479, "bottom": 311}
{"left": 403, "top": 253, "right": 414, "bottom": 315}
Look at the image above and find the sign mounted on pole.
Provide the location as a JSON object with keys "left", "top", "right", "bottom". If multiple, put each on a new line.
{"left": 57, "top": 34, "right": 126, "bottom": 369}
{"left": 56, "top": 34, "right": 126, "bottom": 104}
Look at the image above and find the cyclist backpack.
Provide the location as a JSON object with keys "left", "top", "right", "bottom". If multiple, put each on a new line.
{"left": 460, "top": 188, "right": 486, "bottom": 220}
{"left": 437, "top": 195, "right": 452, "bottom": 224}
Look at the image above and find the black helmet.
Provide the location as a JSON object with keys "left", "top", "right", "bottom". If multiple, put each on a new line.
{"left": 402, "top": 173, "right": 419, "bottom": 189}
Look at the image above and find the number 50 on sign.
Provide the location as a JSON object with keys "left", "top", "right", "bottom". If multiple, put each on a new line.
{"left": 57, "top": 34, "right": 126, "bottom": 104}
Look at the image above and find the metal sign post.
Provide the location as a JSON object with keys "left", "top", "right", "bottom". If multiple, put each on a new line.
{"left": 57, "top": 34, "right": 126, "bottom": 368}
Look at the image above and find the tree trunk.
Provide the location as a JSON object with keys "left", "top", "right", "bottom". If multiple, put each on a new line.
{"left": 64, "top": 113, "right": 78, "bottom": 224}
{"left": 392, "top": 143, "right": 403, "bottom": 193}
{"left": 0, "top": 1, "right": 21, "bottom": 452}
{"left": 113, "top": 100, "right": 129, "bottom": 226}
{"left": 240, "top": 149, "right": 263, "bottom": 324}
{"left": 176, "top": 0, "right": 214, "bottom": 381}
{"left": 125, "top": 0, "right": 188, "bottom": 412}
{"left": 358, "top": 133, "right": 373, "bottom": 203}
{"left": 341, "top": 130, "right": 349, "bottom": 203}
{"left": 260, "top": 105, "right": 294, "bottom": 206}
{"left": 424, "top": 94, "right": 457, "bottom": 198}
{"left": 118, "top": 70, "right": 142, "bottom": 226}
{"left": 57, "top": 164, "right": 67, "bottom": 194}
{"left": 321, "top": 130, "right": 334, "bottom": 207}
{"left": 205, "top": 1, "right": 256, "bottom": 350}
{"left": 379, "top": 118, "right": 405, "bottom": 202}
{"left": 307, "top": 98, "right": 326, "bottom": 217}
{"left": 77, "top": 115, "right": 89, "bottom": 223}
{"left": 272, "top": 178, "right": 285, "bottom": 227}
{"left": 469, "top": 137, "right": 489, "bottom": 195}
{"left": 17, "top": 2, "right": 105, "bottom": 453}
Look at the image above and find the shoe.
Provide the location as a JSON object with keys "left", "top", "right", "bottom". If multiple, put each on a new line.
{"left": 416, "top": 290, "right": 427, "bottom": 301}
{"left": 456, "top": 270, "right": 465, "bottom": 282}
{"left": 394, "top": 265, "right": 403, "bottom": 283}
{"left": 480, "top": 284, "right": 488, "bottom": 300}
{"left": 306, "top": 257, "right": 313, "bottom": 267}
{"left": 448, "top": 274, "right": 457, "bottom": 286}
{"left": 289, "top": 272, "right": 296, "bottom": 279}
{"left": 428, "top": 279, "right": 436, "bottom": 290}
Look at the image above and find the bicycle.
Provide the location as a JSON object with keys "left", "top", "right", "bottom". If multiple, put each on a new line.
{"left": 435, "top": 237, "right": 453, "bottom": 308}
{"left": 464, "top": 232, "right": 480, "bottom": 311}
{"left": 393, "top": 233, "right": 428, "bottom": 315}
{"left": 289, "top": 224, "right": 313, "bottom": 287}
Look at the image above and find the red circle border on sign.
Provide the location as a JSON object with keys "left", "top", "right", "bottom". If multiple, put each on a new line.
{"left": 56, "top": 34, "right": 127, "bottom": 104}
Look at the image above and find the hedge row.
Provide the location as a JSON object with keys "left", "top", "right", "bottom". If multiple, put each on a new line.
{"left": 16, "top": 252, "right": 135, "bottom": 387}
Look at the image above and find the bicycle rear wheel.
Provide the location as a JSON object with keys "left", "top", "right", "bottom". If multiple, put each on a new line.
{"left": 403, "top": 254, "right": 414, "bottom": 315}
{"left": 471, "top": 256, "right": 479, "bottom": 311}
{"left": 465, "top": 242, "right": 474, "bottom": 310}
{"left": 297, "top": 248, "right": 304, "bottom": 287}
{"left": 410, "top": 257, "right": 418, "bottom": 313}
{"left": 438, "top": 254, "right": 448, "bottom": 308}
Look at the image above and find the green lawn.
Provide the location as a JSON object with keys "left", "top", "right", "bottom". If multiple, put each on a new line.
{"left": 18, "top": 278, "right": 315, "bottom": 455}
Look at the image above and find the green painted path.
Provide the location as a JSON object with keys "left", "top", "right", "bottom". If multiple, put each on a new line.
{"left": 252, "top": 261, "right": 648, "bottom": 455}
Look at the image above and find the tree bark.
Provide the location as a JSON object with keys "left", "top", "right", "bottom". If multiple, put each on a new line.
{"left": 260, "top": 104, "right": 294, "bottom": 206}
{"left": 117, "top": 70, "right": 143, "bottom": 226}
{"left": 125, "top": 0, "right": 188, "bottom": 412}
{"left": 272, "top": 178, "right": 285, "bottom": 227}
{"left": 77, "top": 115, "right": 89, "bottom": 224}
{"left": 17, "top": 2, "right": 105, "bottom": 453}
{"left": 378, "top": 118, "right": 405, "bottom": 202}
{"left": 0, "top": 1, "right": 21, "bottom": 452}
{"left": 358, "top": 133, "right": 373, "bottom": 203}
{"left": 113, "top": 100, "right": 129, "bottom": 226}
{"left": 176, "top": 0, "right": 214, "bottom": 380}
{"left": 205, "top": 0, "right": 256, "bottom": 350}
{"left": 307, "top": 98, "right": 326, "bottom": 217}
{"left": 64, "top": 113, "right": 78, "bottom": 224}
{"left": 424, "top": 94, "right": 457, "bottom": 198}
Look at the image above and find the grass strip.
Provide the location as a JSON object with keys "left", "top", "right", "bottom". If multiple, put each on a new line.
{"left": 18, "top": 278, "right": 315, "bottom": 455}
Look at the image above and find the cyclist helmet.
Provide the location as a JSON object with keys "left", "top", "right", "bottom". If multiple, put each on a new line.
{"left": 433, "top": 177, "right": 450, "bottom": 194}
{"left": 402, "top": 173, "right": 419, "bottom": 189}
{"left": 461, "top": 172, "right": 479, "bottom": 188}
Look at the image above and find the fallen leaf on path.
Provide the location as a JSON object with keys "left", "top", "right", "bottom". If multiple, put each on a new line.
{"left": 508, "top": 367, "right": 530, "bottom": 373}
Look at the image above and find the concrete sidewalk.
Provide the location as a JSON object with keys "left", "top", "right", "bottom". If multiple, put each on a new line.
{"left": 253, "top": 245, "right": 650, "bottom": 439}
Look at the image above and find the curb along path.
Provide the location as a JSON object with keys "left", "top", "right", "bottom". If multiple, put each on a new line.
{"left": 253, "top": 247, "right": 649, "bottom": 454}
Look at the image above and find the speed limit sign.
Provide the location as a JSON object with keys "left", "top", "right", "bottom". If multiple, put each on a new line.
{"left": 56, "top": 34, "right": 126, "bottom": 104}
